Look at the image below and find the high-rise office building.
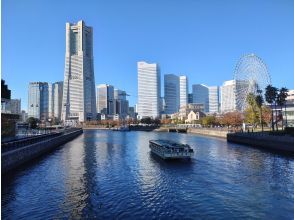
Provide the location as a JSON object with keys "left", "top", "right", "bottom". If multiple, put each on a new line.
{"left": 164, "top": 74, "right": 179, "bottom": 114}
{"left": 9, "top": 99, "right": 21, "bottom": 115}
{"left": 179, "top": 76, "right": 188, "bottom": 108}
{"left": 220, "top": 80, "right": 236, "bottom": 112}
{"left": 114, "top": 89, "right": 129, "bottom": 118}
{"left": 208, "top": 86, "right": 219, "bottom": 113}
{"left": 28, "top": 82, "right": 49, "bottom": 120}
{"left": 48, "top": 83, "right": 54, "bottom": 118}
{"left": 192, "top": 84, "right": 209, "bottom": 112}
{"left": 53, "top": 82, "right": 63, "bottom": 120}
{"left": 137, "top": 61, "right": 161, "bottom": 119}
{"left": 61, "top": 20, "right": 96, "bottom": 123}
{"left": 188, "top": 93, "right": 193, "bottom": 104}
{"left": 96, "top": 84, "right": 114, "bottom": 115}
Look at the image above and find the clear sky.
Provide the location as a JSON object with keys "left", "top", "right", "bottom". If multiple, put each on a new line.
{"left": 2, "top": 0, "right": 294, "bottom": 110}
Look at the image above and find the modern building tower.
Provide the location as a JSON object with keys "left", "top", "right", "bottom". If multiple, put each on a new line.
{"left": 188, "top": 93, "right": 193, "bottom": 104}
{"left": 164, "top": 74, "right": 180, "bottom": 114}
{"left": 28, "top": 82, "right": 49, "bottom": 120}
{"left": 61, "top": 20, "right": 96, "bottom": 123}
{"left": 179, "top": 75, "right": 188, "bottom": 108}
{"left": 137, "top": 61, "right": 161, "bottom": 119}
{"left": 208, "top": 86, "right": 219, "bottom": 113}
{"left": 220, "top": 80, "right": 237, "bottom": 112}
{"left": 96, "top": 84, "right": 114, "bottom": 115}
{"left": 192, "top": 84, "right": 209, "bottom": 112}
{"left": 114, "top": 89, "right": 129, "bottom": 118}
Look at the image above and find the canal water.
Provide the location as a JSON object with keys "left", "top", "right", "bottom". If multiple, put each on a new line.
{"left": 2, "top": 130, "right": 294, "bottom": 219}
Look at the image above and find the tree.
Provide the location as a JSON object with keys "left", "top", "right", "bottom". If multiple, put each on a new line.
{"left": 277, "top": 87, "right": 289, "bottom": 129}
{"left": 220, "top": 112, "right": 243, "bottom": 129}
{"left": 265, "top": 85, "right": 278, "bottom": 131}
{"left": 255, "top": 94, "right": 264, "bottom": 131}
{"left": 202, "top": 116, "right": 216, "bottom": 127}
{"left": 140, "top": 117, "right": 152, "bottom": 124}
{"left": 245, "top": 93, "right": 259, "bottom": 129}
{"left": 27, "top": 117, "right": 40, "bottom": 129}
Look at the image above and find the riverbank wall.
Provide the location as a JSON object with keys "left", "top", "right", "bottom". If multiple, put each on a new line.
{"left": 2, "top": 129, "right": 83, "bottom": 174}
{"left": 227, "top": 133, "right": 294, "bottom": 152}
{"left": 187, "top": 128, "right": 228, "bottom": 138}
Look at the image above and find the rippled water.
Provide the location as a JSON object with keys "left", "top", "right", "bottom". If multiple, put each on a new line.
{"left": 2, "top": 130, "right": 294, "bottom": 219}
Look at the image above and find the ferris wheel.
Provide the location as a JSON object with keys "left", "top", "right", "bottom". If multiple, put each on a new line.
{"left": 233, "top": 54, "right": 271, "bottom": 112}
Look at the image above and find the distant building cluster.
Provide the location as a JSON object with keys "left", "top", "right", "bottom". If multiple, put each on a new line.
{"left": 28, "top": 82, "right": 63, "bottom": 122}
{"left": 4, "top": 20, "right": 293, "bottom": 127}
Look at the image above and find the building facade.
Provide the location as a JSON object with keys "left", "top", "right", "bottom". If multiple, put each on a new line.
{"left": 28, "top": 82, "right": 49, "bottom": 120}
{"left": 192, "top": 84, "right": 209, "bottom": 112}
{"left": 96, "top": 84, "right": 114, "bottom": 115}
{"left": 114, "top": 89, "right": 129, "bottom": 119}
{"left": 220, "top": 80, "right": 236, "bottom": 113}
{"left": 208, "top": 86, "right": 219, "bottom": 113}
{"left": 188, "top": 93, "right": 193, "bottom": 104}
{"left": 164, "top": 74, "right": 179, "bottom": 114}
{"left": 137, "top": 61, "right": 161, "bottom": 119}
{"left": 61, "top": 20, "right": 96, "bottom": 123}
{"left": 179, "top": 75, "right": 188, "bottom": 108}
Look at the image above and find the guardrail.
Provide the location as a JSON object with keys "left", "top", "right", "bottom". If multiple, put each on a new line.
{"left": 1, "top": 132, "right": 62, "bottom": 153}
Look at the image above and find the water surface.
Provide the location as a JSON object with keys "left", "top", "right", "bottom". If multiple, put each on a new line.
{"left": 2, "top": 130, "right": 294, "bottom": 219}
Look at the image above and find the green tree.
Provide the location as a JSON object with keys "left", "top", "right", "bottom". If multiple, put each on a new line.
{"left": 255, "top": 94, "right": 264, "bottom": 131}
{"left": 245, "top": 93, "right": 259, "bottom": 129}
{"left": 27, "top": 117, "right": 40, "bottom": 129}
{"left": 277, "top": 87, "right": 289, "bottom": 129}
{"left": 202, "top": 116, "right": 216, "bottom": 127}
{"left": 265, "top": 85, "right": 278, "bottom": 131}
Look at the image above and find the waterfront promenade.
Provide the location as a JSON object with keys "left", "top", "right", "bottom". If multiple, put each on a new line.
{"left": 1, "top": 128, "right": 83, "bottom": 174}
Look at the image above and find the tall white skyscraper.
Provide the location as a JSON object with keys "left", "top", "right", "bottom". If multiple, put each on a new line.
{"left": 137, "top": 61, "right": 161, "bottom": 119}
{"left": 220, "top": 80, "right": 236, "bottom": 112}
{"left": 179, "top": 75, "right": 188, "bottom": 108}
{"left": 192, "top": 84, "right": 209, "bottom": 112}
{"left": 208, "top": 86, "right": 219, "bottom": 113}
{"left": 164, "top": 74, "right": 179, "bottom": 114}
{"left": 61, "top": 20, "right": 96, "bottom": 123}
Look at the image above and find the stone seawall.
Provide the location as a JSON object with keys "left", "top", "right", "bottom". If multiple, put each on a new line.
{"left": 2, "top": 129, "right": 83, "bottom": 174}
{"left": 227, "top": 133, "right": 294, "bottom": 152}
{"left": 187, "top": 128, "right": 228, "bottom": 138}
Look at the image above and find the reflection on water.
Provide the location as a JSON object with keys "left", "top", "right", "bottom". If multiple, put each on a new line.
{"left": 2, "top": 130, "right": 294, "bottom": 219}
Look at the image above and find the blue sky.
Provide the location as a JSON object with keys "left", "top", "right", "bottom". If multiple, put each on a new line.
{"left": 2, "top": 0, "right": 294, "bottom": 110}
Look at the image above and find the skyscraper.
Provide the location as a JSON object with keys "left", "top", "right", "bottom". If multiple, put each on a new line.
{"left": 188, "top": 93, "right": 193, "bottom": 104}
{"left": 179, "top": 75, "right": 188, "bottom": 108}
{"left": 208, "top": 86, "right": 219, "bottom": 113}
{"left": 53, "top": 82, "right": 63, "bottom": 120}
{"left": 96, "top": 84, "right": 114, "bottom": 115}
{"left": 137, "top": 61, "right": 161, "bottom": 119}
{"left": 61, "top": 20, "right": 96, "bottom": 123}
{"left": 192, "top": 84, "right": 209, "bottom": 112}
{"left": 220, "top": 80, "right": 236, "bottom": 112}
{"left": 28, "top": 82, "right": 48, "bottom": 120}
{"left": 114, "top": 89, "right": 129, "bottom": 118}
{"left": 164, "top": 74, "right": 179, "bottom": 114}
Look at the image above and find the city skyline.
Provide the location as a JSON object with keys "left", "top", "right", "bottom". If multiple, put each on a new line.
{"left": 2, "top": 0, "right": 294, "bottom": 110}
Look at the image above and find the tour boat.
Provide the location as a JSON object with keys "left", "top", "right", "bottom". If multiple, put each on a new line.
{"left": 149, "top": 140, "right": 194, "bottom": 159}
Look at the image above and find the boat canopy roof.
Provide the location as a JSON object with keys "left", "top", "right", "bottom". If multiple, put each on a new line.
{"left": 150, "top": 140, "right": 191, "bottom": 149}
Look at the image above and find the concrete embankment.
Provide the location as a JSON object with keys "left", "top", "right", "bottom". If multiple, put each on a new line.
{"left": 2, "top": 129, "right": 83, "bottom": 174}
{"left": 227, "top": 133, "right": 294, "bottom": 152}
{"left": 187, "top": 128, "right": 228, "bottom": 138}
